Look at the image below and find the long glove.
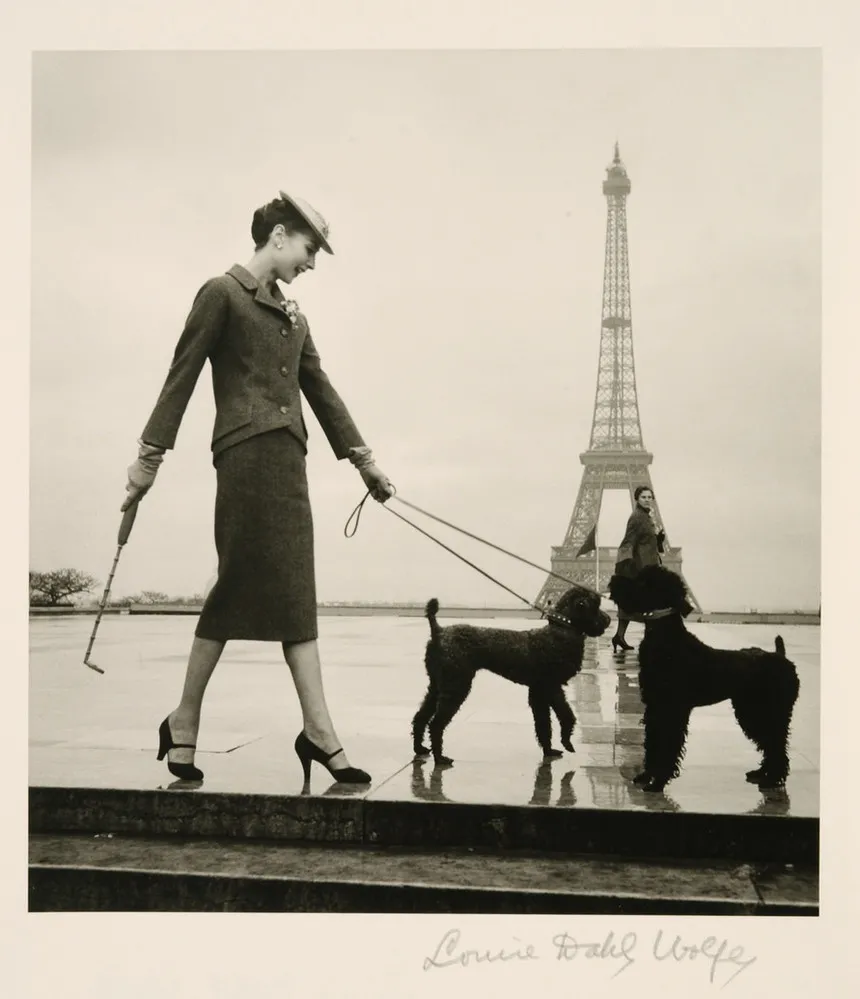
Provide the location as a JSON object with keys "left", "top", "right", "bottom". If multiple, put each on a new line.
{"left": 121, "top": 440, "right": 166, "bottom": 511}
{"left": 348, "top": 446, "right": 394, "bottom": 502}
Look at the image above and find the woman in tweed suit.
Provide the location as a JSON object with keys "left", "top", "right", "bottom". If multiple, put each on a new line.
{"left": 610, "top": 485, "right": 665, "bottom": 652}
{"left": 122, "top": 192, "right": 393, "bottom": 784}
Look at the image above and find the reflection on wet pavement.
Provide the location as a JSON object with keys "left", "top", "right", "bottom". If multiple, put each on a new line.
{"left": 29, "top": 614, "right": 819, "bottom": 817}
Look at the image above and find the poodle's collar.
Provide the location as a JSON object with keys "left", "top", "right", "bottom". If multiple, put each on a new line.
{"left": 544, "top": 612, "right": 573, "bottom": 628}
{"left": 542, "top": 611, "right": 580, "bottom": 632}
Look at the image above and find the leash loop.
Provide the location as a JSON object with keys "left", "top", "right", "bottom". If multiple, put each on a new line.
{"left": 343, "top": 491, "right": 373, "bottom": 539}
{"left": 343, "top": 483, "right": 400, "bottom": 538}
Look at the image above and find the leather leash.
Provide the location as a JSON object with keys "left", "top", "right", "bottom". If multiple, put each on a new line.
{"left": 344, "top": 490, "right": 598, "bottom": 625}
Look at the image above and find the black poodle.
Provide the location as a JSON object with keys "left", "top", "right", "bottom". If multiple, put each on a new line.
{"left": 412, "top": 586, "right": 610, "bottom": 766}
{"left": 609, "top": 564, "right": 800, "bottom": 792}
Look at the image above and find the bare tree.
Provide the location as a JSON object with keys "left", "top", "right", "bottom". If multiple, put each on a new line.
{"left": 178, "top": 593, "right": 204, "bottom": 606}
{"left": 132, "top": 590, "right": 170, "bottom": 605}
{"left": 30, "top": 569, "right": 99, "bottom": 606}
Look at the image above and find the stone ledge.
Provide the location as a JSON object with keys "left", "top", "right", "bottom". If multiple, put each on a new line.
{"left": 35, "top": 866, "right": 813, "bottom": 915}
{"left": 29, "top": 785, "right": 819, "bottom": 865}
{"left": 28, "top": 834, "right": 818, "bottom": 915}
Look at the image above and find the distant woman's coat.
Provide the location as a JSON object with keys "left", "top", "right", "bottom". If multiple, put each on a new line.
{"left": 140, "top": 264, "right": 365, "bottom": 643}
{"left": 614, "top": 507, "right": 664, "bottom": 577}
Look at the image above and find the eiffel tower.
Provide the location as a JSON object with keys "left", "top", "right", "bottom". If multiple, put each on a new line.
{"left": 536, "top": 144, "right": 700, "bottom": 610}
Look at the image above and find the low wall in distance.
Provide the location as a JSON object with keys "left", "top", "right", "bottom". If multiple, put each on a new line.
{"left": 29, "top": 604, "right": 821, "bottom": 626}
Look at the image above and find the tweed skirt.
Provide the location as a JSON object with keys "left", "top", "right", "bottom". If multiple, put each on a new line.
{"left": 195, "top": 428, "right": 318, "bottom": 643}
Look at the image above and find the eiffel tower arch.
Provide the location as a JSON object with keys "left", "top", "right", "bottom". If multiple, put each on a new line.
{"left": 537, "top": 145, "right": 700, "bottom": 611}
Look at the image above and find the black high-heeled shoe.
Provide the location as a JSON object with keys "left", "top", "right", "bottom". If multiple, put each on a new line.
{"left": 294, "top": 731, "right": 371, "bottom": 784}
{"left": 611, "top": 635, "right": 635, "bottom": 653}
{"left": 157, "top": 717, "right": 204, "bottom": 781}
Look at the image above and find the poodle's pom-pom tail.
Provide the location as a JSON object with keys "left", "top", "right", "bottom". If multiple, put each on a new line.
{"left": 425, "top": 598, "right": 441, "bottom": 639}
{"left": 775, "top": 635, "right": 786, "bottom": 657}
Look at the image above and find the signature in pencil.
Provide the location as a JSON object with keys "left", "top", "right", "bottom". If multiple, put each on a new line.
{"left": 423, "top": 928, "right": 539, "bottom": 970}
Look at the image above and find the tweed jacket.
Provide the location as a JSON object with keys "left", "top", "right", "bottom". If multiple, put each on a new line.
{"left": 615, "top": 506, "right": 664, "bottom": 572}
{"left": 140, "top": 264, "right": 366, "bottom": 459}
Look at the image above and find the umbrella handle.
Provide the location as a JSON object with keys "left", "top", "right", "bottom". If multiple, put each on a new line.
{"left": 118, "top": 500, "right": 139, "bottom": 546}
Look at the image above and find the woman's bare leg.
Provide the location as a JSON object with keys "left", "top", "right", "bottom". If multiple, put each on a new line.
{"left": 166, "top": 636, "right": 225, "bottom": 764}
{"left": 283, "top": 639, "right": 353, "bottom": 769}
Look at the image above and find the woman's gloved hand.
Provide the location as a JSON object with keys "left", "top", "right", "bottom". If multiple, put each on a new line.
{"left": 360, "top": 463, "right": 395, "bottom": 502}
{"left": 122, "top": 441, "right": 166, "bottom": 511}
{"left": 348, "top": 446, "right": 395, "bottom": 503}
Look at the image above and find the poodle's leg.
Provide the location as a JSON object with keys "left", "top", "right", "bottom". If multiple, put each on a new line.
{"left": 634, "top": 702, "right": 691, "bottom": 791}
{"left": 411, "top": 681, "right": 437, "bottom": 756}
{"left": 633, "top": 703, "right": 658, "bottom": 784}
{"left": 428, "top": 677, "right": 474, "bottom": 766}
{"left": 732, "top": 692, "right": 769, "bottom": 783}
{"left": 547, "top": 684, "right": 577, "bottom": 753}
{"left": 734, "top": 682, "right": 798, "bottom": 787}
{"left": 528, "top": 685, "right": 559, "bottom": 758}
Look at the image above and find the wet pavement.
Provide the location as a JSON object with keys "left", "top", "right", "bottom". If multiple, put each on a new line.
{"left": 29, "top": 613, "right": 819, "bottom": 818}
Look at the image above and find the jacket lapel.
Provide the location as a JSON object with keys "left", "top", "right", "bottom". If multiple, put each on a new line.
{"left": 227, "top": 264, "right": 291, "bottom": 320}
{"left": 254, "top": 282, "right": 289, "bottom": 317}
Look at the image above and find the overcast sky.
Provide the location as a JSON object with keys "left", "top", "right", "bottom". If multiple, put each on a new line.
{"left": 30, "top": 48, "right": 820, "bottom": 610}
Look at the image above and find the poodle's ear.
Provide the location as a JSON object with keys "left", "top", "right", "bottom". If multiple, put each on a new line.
{"left": 556, "top": 586, "right": 597, "bottom": 614}
{"left": 552, "top": 588, "right": 576, "bottom": 613}
{"left": 640, "top": 564, "right": 664, "bottom": 584}
{"left": 608, "top": 574, "right": 635, "bottom": 606}
{"left": 665, "top": 573, "right": 693, "bottom": 615}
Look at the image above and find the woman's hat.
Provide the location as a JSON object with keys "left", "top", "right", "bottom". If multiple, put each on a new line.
{"left": 278, "top": 190, "right": 334, "bottom": 254}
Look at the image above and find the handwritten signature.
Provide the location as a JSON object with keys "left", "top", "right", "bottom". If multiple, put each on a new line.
{"left": 424, "top": 928, "right": 757, "bottom": 987}
{"left": 652, "top": 929, "right": 757, "bottom": 987}
{"left": 423, "top": 928, "right": 539, "bottom": 970}
{"left": 552, "top": 931, "right": 637, "bottom": 977}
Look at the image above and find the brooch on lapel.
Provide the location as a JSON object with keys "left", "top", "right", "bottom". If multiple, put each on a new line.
{"left": 282, "top": 299, "right": 301, "bottom": 328}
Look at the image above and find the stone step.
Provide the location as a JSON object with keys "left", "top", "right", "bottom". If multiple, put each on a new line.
{"left": 28, "top": 833, "right": 817, "bottom": 915}
{"left": 30, "top": 785, "right": 818, "bottom": 865}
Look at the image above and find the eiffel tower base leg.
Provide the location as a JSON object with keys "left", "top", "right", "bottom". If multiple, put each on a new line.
{"left": 536, "top": 457, "right": 701, "bottom": 612}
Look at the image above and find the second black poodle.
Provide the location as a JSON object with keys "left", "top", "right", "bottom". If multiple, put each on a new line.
{"left": 609, "top": 564, "right": 800, "bottom": 792}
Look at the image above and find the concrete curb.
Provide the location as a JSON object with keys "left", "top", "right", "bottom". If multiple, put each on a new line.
{"left": 30, "top": 785, "right": 819, "bottom": 865}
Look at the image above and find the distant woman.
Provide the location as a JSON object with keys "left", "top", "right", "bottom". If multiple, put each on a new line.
{"left": 122, "top": 191, "right": 394, "bottom": 785}
{"left": 610, "top": 485, "right": 665, "bottom": 652}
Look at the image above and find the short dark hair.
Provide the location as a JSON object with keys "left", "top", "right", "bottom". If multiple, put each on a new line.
{"left": 251, "top": 195, "right": 316, "bottom": 250}
{"left": 634, "top": 485, "right": 653, "bottom": 501}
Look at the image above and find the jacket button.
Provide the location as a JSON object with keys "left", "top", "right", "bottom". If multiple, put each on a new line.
{"left": 280, "top": 365, "right": 288, "bottom": 376}
{"left": 279, "top": 405, "right": 288, "bottom": 415}
{"left": 280, "top": 328, "right": 289, "bottom": 337}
